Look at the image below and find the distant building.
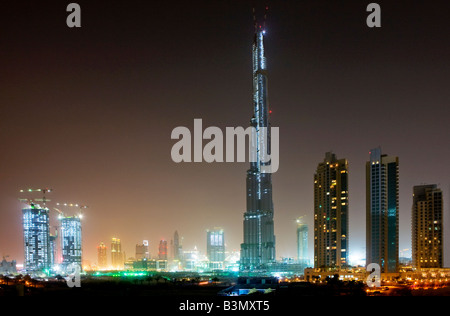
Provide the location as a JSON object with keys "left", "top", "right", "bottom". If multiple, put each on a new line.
{"left": 0, "top": 258, "right": 17, "bottom": 275}
{"left": 158, "top": 240, "right": 168, "bottom": 260}
{"left": 366, "top": 148, "right": 399, "bottom": 273}
{"left": 173, "top": 231, "right": 182, "bottom": 261}
{"left": 111, "top": 238, "right": 125, "bottom": 270}
{"left": 136, "top": 240, "right": 149, "bottom": 261}
{"left": 49, "top": 234, "right": 58, "bottom": 267}
{"left": 412, "top": 184, "right": 443, "bottom": 269}
{"left": 60, "top": 216, "right": 82, "bottom": 271}
{"left": 183, "top": 247, "right": 200, "bottom": 271}
{"left": 296, "top": 217, "right": 309, "bottom": 266}
{"left": 207, "top": 228, "right": 225, "bottom": 269}
{"left": 97, "top": 242, "right": 107, "bottom": 269}
{"left": 22, "top": 204, "right": 52, "bottom": 273}
{"left": 314, "top": 152, "right": 349, "bottom": 269}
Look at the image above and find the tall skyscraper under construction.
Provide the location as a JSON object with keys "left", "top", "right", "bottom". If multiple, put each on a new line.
{"left": 22, "top": 204, "right": 52, "bottom": 273}
{"left": 240, "top": 7, "right": 276, "bottom": 271}
{"left": 60, "top": 215, "right": 83, "bottom": 271}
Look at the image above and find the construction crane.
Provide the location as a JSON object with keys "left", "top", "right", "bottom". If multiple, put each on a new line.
{"left": 54, "top": 207, "right": 65, "bottom": 219}
{"left": 19, "top": 188, "right": 53, "bottom": 207}
{"left": 55, "top": 202, "right": 88, "bottom": 219}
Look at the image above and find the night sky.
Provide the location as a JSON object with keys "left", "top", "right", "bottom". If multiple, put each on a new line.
{"left": 1, "top": 0, "right": 449, "bottom": 267}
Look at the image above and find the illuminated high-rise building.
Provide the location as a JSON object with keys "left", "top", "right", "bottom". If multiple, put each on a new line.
{"left": 22, "top": 204, "right": 52, "bottom": 273}
{"left": 366, "top": 147, "right": 399, "bottom": 273}
{"left": 240, "top": 7, "right": 276, "bottom": 271}
{"left": 158, "top": 240, "right": 168, "bottom": 260}
{"left": 314, "top": 152, "right": 349, "bottom": 269}
{"left": 49, "top": 233, "right": 58, "bottom": 267}
{"left": 173, "top": 231, "right": 182, "bottom": 261}
{"left": 60, "top": 215, "right": 82, "bottom": 271}
{"left": 207, "top": 228, "right": 225, "bottom": 269}
{"left": 412, "top": 184, "right": 443, "bottom": 269}
{"left": 296, "top": 217, "right": 309, "bottom": 266}
{"left": 136, "top": 240, "right": 149, "bottom": 261}
{"left": 111, "top": 237, "right": 124, "bottom": 269}
{"left": 97, "top": 242, "right": 107, "bottom": 269}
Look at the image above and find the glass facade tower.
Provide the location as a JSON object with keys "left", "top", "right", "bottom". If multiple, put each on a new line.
{"left": 366, "top": 147, "right": 399, "bottom": 273}
{"left": 207, "top": 228, "right": 225, "bottom": 269}
{"left": 296, "top": 218, "right": 309, "bottom": 266}
{"left": 60, "top": 216, "right": 82, "bottom": 271}
{"left": 22, "top": 204, "right": 52, "bottom": 273}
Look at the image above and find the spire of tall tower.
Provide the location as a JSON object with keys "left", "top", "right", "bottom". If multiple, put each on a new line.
{"left": 252, "top": 5, "right": 269, "bottom": 33}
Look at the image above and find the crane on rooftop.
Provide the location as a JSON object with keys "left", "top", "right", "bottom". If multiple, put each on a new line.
{"left": 19, "top": 188, "right": 53, "bottom": 207}
{"left": 55, "top": 202, "right": 88, "bottom": 219}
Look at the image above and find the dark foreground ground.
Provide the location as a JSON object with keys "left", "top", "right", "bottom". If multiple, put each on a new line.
{"left": 2, "top": 277, "right": 450, "bottom": 297}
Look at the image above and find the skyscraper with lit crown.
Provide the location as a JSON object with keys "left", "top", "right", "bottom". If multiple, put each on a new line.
{"left": 240, "top": 7, "right": 276, "bottom": 271}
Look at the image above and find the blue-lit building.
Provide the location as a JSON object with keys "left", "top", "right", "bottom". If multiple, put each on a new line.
{"left": 60, "top": 215, "right": 82, "bottom": 271}
{"left": 366, "top": 147, "right": 399, "bottom": 273}
{"left": 207, "top": 228, "right": 225, "bottom": 269}
{"left": 296, "top": 218, "right": 309, "bottom": 266}
{"left": 240, "top": 8, "right": 276, "bottom": 271}
{"left": 22, "top": 204, "right": 52, "bottom": 273}
{"left": 50, "top": 234, "right": 58, "bottom": 267}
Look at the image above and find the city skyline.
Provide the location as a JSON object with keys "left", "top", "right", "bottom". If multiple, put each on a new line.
{"left": 0, "top": 1, "right": 449, "bottom": 270}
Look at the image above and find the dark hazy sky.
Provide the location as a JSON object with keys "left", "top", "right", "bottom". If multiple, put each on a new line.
{"left": 0, "top": 0, "right": 449, "bottom": 266}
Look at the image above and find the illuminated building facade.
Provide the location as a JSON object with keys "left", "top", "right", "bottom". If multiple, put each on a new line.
{"left": 412, "top": 184, "right": 443, "bottom": 269}
{"left": 97, "top": 242, "right": 107, "bottom": 269}
{"left": 173, "top": 231, "right": 182, "bottom": 261}
{"left": 296, "top": 217, "right": 309, "bottom": 265}
{"left": 49, "top": 234, "right": 58, "bottom": 266}
{"left": 60, "top": 216, "right": 82, "bottom": 270}
{"left": 158, "top": 240, "right": 168, "bottom": 260}
{"left": 136, "top": 240, "right": 149, "bottom": 261}
{"left": 0, "top": 258, "right": 17, "bottom": 275}
{"left": 314, "top": 152, "right": 349, "bottom": 269}
{"left": 207, "top": 228, "right": 225, "bottom": 269}
{"left": 366, "top": 147, "right": 399, "bottom": 273}
{"left": 240, "top": 9, "right": 276, "bottom": 271}
{"left": 111, "top": 238, "right": 124, "bottom": 269}
{"left": 22, "top": 204, "right": 52, "bottom": 273}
